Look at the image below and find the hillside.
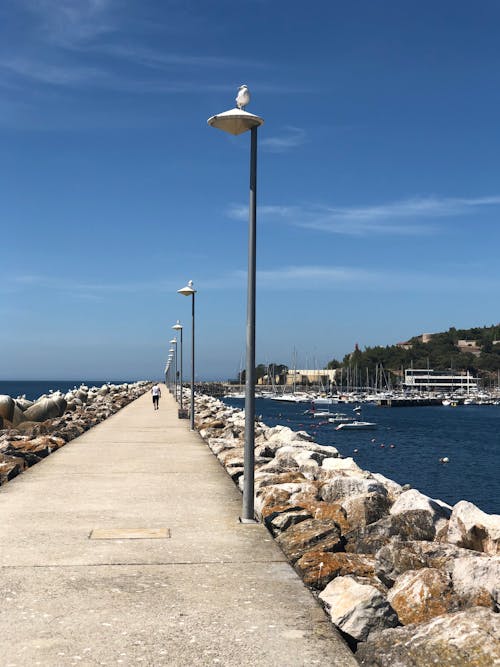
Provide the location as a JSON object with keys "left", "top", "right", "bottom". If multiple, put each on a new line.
{"left": 327, "top": 324, "right": 500, "bottom": 379}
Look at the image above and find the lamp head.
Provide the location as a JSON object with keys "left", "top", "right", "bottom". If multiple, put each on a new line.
{"left": 172, "top": 320, "right": 183, "bottom": 331}
{"left": 177, "top": 280, "right": 196, "bottom": 296}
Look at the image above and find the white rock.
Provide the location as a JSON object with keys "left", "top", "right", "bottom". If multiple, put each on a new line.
{"left": 390, "top": 488, "right": 451, "bottom": 534}
{"left": 451, "top": 555, "right": 500, "bottom": 605}
{"left": 322, "top": 457, "right": 361, "bottom": 472}
{"left": 447, "top": 500, "right": 500, "bottom": 555}
{"left": 319, "top": 576, "right": 398, "bottom": 642}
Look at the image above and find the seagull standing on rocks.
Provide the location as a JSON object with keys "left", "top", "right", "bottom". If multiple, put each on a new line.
{"left": 236, "top": 84, "right": 250, "bottom": 110}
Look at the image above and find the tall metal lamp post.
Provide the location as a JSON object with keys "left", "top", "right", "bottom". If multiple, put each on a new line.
{"left": 168, "top": 348, "right": 175, "bottom": 393}
{"left": 177, "top": 280, "right": 196, "bottom": 430}
{"left": 169, "top": 338, "right": 178, "bottom": 400}
{"left": 208, "top": 86, "right": 264, "bottom": 522}
{"left": 172, "top": 320, "right": 184, "bottom": 410}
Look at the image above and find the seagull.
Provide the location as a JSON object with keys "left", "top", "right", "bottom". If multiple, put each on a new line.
{"left": 236, "top": 84, "right": 250, "bottom": 110}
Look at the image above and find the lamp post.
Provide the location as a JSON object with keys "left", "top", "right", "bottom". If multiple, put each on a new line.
{"left": 168, "top": 348, "right": 175, "bottom": 394}
{"left": 208, "top": 86, "right": 264, "bottom": 522}
{"left": 172, "top": 320, "right": 184, "bottom": 411}
{"left": 177, "top": 280, "right": 196, "bottom": 430}
{"left": 169, "top": 338, "right": 178, "bottom": 401}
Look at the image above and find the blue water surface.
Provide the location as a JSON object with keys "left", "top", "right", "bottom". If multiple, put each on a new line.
{"left": 0, "top": 380, "right": 130, "bottom": 401}
{"left": 224, "top": 397, "right": 500, "bottom": 515}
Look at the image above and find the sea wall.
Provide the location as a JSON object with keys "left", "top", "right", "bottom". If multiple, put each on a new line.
{"left": 194, "top": 393, "right": 500, "bottom": 667}
{"left": 0, "top": 381, "right": 151, "bottom": 484}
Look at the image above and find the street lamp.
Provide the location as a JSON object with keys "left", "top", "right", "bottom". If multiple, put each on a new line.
{"left": 169, "top": 338, "right": 178, "bottom": 401}
{"left": 208, "top": 86, "right": 264, "bottom": 523}
{"left": 172, "top": 320, "right": 184, "bottom": 411}
{"left": 168, "top": 348, "right": 175, "bottom": 394}
{"left": 177, "top": 280, "right": 196, "bottom": 430}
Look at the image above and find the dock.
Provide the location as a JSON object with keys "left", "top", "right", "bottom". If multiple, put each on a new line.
{"left": 0, "top": 387, "right": 357, "bottom": 666}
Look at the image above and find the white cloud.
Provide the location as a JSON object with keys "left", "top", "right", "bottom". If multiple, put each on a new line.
{"left": 261, "top": 126, "right": 306, "bottom": 153}
{"left": 227, "top": 195, "right": 500, "bottom": 235}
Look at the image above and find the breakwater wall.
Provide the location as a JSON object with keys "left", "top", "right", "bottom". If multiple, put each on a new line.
{"left": 194, "top": 393, "right": 499, "bottom": 666}
{"left": 0, "top": 381, "right": 151, "bottom": 484}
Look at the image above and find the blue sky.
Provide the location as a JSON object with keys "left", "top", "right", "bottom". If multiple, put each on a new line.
{"left": 1, "top": 0, "right": 500, "bottom": 380}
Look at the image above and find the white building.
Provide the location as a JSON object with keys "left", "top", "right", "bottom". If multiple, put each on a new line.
{"left": 404, "top": 369, "right": 479, "bottom": 393}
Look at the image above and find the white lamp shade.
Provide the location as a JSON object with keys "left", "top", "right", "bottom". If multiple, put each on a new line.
{"left": 208, "top": 108, "right": 264, "bottom": 136}
{"left": 178, "top": 280, "right": 196, "bottom": 296}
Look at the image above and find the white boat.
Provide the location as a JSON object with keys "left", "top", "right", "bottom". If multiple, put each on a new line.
{"left": 327, "top": 413, "right": 352, "bottom": 423}
{"left": 311, "top": 410, "right": 334, "bottom": 418}
{"left": 335, "top": 420, "right": 377, "bottom": 430}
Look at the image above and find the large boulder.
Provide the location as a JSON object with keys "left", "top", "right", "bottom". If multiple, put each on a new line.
{"left": 320, "top": 475, "right": 388, "bottom": 504}
{"left": 23, "top": 396, "right": 67, "bottom": 422}
{"left": 275, "top": 518, "right": 343, "bottom": 564}
{"left": 0, "top": 395, "right": 15, "bottom": 422}
{"left": 296, "top": 550, "right": 376, "bottom": 589}
{"left": 450, "top": 555, "right": 500, "bottom": 607}
{"left": 447, "top": 500, "right": 500, "bottom": 555}
{"left": 319, "top": 576, "right": 399, "bottom": 644}
{"left": 387, "top": 568, "right": 461, "bottom": 624}
{"left": 345, "top": 510, "right": 436, "bottom": 555}
{"left": 374, "top": 540, "right": 480, "bottom": 588}
{"left": 390, "top": 488, "right": 451, "bottom": 534}
{"left": 356, "top": 607, "right": 500, "bottom": 667}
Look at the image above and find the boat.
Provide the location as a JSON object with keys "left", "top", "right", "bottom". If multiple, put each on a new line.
{"left": 335, "top": 420, "right": 377, "bottom": 430}
{"left": 327, "top": 413, "right": 353, "bottom": 423}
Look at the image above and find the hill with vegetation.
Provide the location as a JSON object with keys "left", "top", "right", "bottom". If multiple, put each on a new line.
{"left": 326, "top": 324, "right": 500, "bottom": 384}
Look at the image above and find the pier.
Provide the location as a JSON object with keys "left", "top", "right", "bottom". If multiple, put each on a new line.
{"left": 0, "top": 387, "right": 356, "bottom": 666}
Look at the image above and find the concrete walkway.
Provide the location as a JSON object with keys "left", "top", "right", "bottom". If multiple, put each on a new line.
{"left": 0, "top": 387, "right": 357, "bottom": 667}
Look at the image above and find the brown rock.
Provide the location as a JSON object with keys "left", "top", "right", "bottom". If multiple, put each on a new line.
{"left": 275, "top": 518, "right": 343, "bottom": 564}
{"left": 356, "top": 607, "right": 500, "bottom": 667}
{"left": 296, "top": 550, "right": 376, "bottom": 589}
{"left": 294, "top": 500, "right": 350, "bottom": 534}
{"left": 387, "top": 568, "right": 460, "bottom": 624}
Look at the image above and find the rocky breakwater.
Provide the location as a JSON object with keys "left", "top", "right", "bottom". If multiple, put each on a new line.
{"left": 0, "top": 381, "right": 151, "bottom": 484}
{"left": 193, "top": 393, "right": 500, "bottom": 667}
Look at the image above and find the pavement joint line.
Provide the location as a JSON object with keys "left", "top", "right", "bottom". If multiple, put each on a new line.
{"left": 0, "top": 559, "right": 288, "bottom": 568}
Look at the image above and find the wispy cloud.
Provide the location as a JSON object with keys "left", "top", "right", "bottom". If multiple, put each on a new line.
{"left": 261, "top": 126, "right": 306, "bottom": 153}
{"left": 227, "top": 195, "right": 500, "bottom": 235}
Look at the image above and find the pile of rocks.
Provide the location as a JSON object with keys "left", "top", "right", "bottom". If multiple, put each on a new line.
{"left": 194, "top": 394, "right": 500, "bottom": 666}
{"left": 0, "top": 382, "right": 151, "bottom": 484}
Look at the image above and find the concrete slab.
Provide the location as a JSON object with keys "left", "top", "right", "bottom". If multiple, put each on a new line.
{"left": 0, "top": 388, "right": 358, "bottom": 666}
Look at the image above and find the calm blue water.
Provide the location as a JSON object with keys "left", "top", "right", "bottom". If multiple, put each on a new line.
{"left": 0, "top": 380, "right": 130, "bottom": 401}
{"left": 224, "top": 398, "right": 500, "bottom": 515}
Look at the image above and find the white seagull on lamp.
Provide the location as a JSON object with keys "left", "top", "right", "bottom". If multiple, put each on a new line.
{"left": 235, "top": 84, "right": 250, "bottom": 110}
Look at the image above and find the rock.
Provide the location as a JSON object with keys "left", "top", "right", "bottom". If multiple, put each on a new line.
{"left": 450, "top": 555, "right": 500, "bottom": 607}
{"left": 15, "top": 397, "right": 34, "bottom": 411}
{"left": 319, "top": 576, "right": 399, "bottom": 644}
{"left": 345, "top": 510, "right": 436, "bottom": 555}
{"left": 447, "top": 500, "right": 500, "bottom": 555}
{"left": 371, "top": 473, "right": 404, "bottom": 501}
{"left": 23, "top": 396, "right": 67, "bottom": 422}
{"left": 374, "top": 540, "right": 477, "bottom": 588}
{"left": 293, "top": 500, "right": 351, "bottom": 534}
{"left": 275, "top": 518, "right": 343, "bottom": 564}
{"left": 387, "top": 568, "right": 461, "bottom": 624}
{"left": 340, "top": 492, "right": 392, "bottom": 529}
{"left": 0, "top": 395, "right": 15, "bottom": 422}
{"left": 264, "top": 506, "right": 313, "bottom": 535}
{"left": 0, "top": 453, "right": 26, "bottom": 484}
{"left": 296, "top": 550, "right": 376, "bottom": 589}
{"left": 390, "top": 488, "right": 451, "bottom": 534}
{"left": 322, "top": 456, "right": 362, "bottom": 472}
{"left": 356, "top": 607, "right": 500, "bottom": 667}
{"left": 320, "top": 475, "right": 388, "bottom": 504}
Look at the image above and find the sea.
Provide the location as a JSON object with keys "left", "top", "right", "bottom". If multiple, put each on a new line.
{"left": 0, "top": 380, "right": 130, "bottom": 401}
{"left": 223, "top": 397, "right": 500, "bottom": 516}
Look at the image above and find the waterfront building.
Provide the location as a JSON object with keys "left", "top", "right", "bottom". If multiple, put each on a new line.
{"left": 403, "top": 368, "right": 479, "bottom": 393}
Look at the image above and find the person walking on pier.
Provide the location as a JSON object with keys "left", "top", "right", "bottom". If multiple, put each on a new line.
{"left": 151, "top": 383, "right": 161, "bottom": 410}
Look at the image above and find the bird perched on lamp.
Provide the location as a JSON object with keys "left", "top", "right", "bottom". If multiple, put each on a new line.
{"left": 236, "top": 85, "right": 250, "bottom": 110}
